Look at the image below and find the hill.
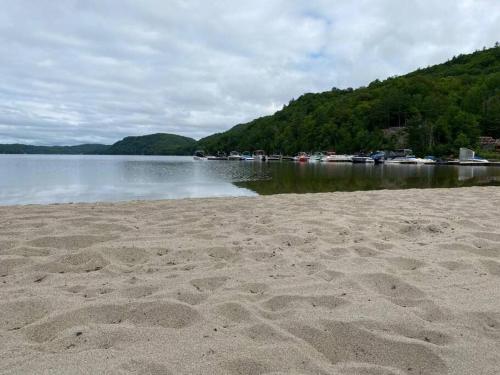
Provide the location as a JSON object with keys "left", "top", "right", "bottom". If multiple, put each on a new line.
{"left": 105, "top": 133, "right": 197, "bottom": 155}
{"left": 0, "top": 143, "right": 109, "bottom": 155}
{"left": 198, "top": 45, "right": 500, "bottom": 156}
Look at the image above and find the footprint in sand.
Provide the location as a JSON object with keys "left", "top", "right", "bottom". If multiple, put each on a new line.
{"left": 481, "top": 260, "right": 500, "bottom": 276}
{"left": 284, "top": 320, "right": 447, "bottom": 375}
{"left": 472, "top": 232, "right": 500, "bottom": 242}
{"left": 239, "top": 282, "right": 269, "bottom": 295}
{"left": 360, "top": 273, "right": 425, "bottom": 300}
{"left": 100, "top": 246, "right": 150, "bottom": 266}
{"left": 385, "top": 257, "right": 427, "bottom": 271}
{"left": 190, "top": 276, "right": 228, "bottom": 292}
{"left": 0, "top": 257, "right": 32, "bottom": 276}
{"left": 45, "top": 326, "right": 130, "bottom": 352}
{"left": 438, "top": 261, "right": 472, "bottom": 271}
{"left": 223, "top": 358, "right": 271, "bottom": 375}
{"left": 261, "top": 294, "right": 347, "bottom": 312}
{"left": 28, "top": 235, "right": 113, "bottom": 250}
{"left": 174, "top": 291, "right": 208, "bottom": 305}
{"left": 120, "top": 285, "right": 158, "bottom": 299}
{"left": 243, "top": 323, "right": 289, "bottom": 343}
{"left": 214, "top": 302, "right": 253, "bottom": 323}
{"left": 33, "top": 251, "right": 109, "bottom": 274}
{"left": 317, "top": 269, "right": 344, "bottom": 282}
{"left": 351, "top": 245, "right": 381, "bottom": 258}
{"left": 119, "top": 359, "right": 173, "bottom": 375}
{"left": 25, "top": 301, "right": 201, "bottom": 343}
{"left": 467, "top": 312, "right": 500, "bottom": 339}
{"left": 0, "top": 298, "right": 51, "bottom": 331}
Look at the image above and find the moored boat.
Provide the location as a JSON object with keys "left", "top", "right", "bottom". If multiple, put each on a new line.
{"left": 415, "top": 157, "right": 437, "bottom": 164}
{"left": 310, "top": 152, "right": 324, "bottom": 162}
{"left": 386, "top": 156, "right": 418, "bottom": 164}
{"left": 352, "top": 155, "right": 375, "bottom": 163}
{"left": 370, "top": 151, "right": 385, "bottom": 164}
{"left": 323, "top": 152, "right": 352, "bottom": 163}
{"left": 458, "top": 147, "right": 489, "bottom": 165}
{"left": 228, "top": 151, "right": 243, "bottom": 160}
{"left": 207, "top": 151, "right": 228, "bottom": 160}
{"left": 294, "top": 152, "right": 309, "bottom": 162}
{"left": 193, "top": 150, "right": 206, "bottom": 160}
{"left": 267, "top": 154, "right": 282, "bottom": 161}
{"left": 241, "top": 151, "right": 255, "bottom": 161}
{"left": 254, "top": 150, "right": 267, "bottom": 161}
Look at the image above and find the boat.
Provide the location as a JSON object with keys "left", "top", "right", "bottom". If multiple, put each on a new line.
{"left": 193, "top": 150, "right": 206, "bottom": 160}
{"left": 207, "top": 151, "right": 228, "bottom": 160}
{"left": 415, "top": 156, "right": 437, "bottom": 164}
{"left": 370, "top": 151, "right": 385, "bottom": 164}
{"left": 241, "top": 151, "right": 255, "bottom": 161}
{"left": 310, "top": 152, "right": 324, "bottom": 162}
{"left": 386, "top": 156, "right": 418, "bottom": 164}
{"left": 352, "top": 154, "right": 375, "bottom": 163}
{"left": 294, "top": 152, "right": 309, "bottom": 162}
{"left": 228, "top": 151, "right": 243, "bottom": 160}
{"left": 281, "top": 156, "right": 295, "bottom": 161}
{"left": 322, "top": 152, "right": 353, "bottom": 163}
{"left": 254, "top": 150, "right": 267, "bottom": 161}
{"left": 458, "top": 147, "right": 489, "bottom": 165}
{"left": 384, "top": 149, "right": 418, "bottom": 164}
{"left": 267, "top": 154, "right": 282, "bottom": 161}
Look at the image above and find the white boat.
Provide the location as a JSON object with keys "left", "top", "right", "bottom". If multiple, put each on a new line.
{"left": 207, "top": 151, "right": 228, "bottom": 160}
{"left": 193, "top": 150, "right": 206, "bottom": 160}
{"left": 352, "top": 156, "right": 375, "bottom": 163}
{"left": 323, "top": 152, "right": 353, "bottom": 163}
{"left": 254, "top": 150, "right": 267, "bottom": 161}
{"left": 267, "top": 154, "right": 282, "bottom": 161}
{"left": 309, "top": 152, "right": 324, "bottom": 162}
{"left": 415, "top": 157, "right": 436, "bottom": 164}
{"left": 352, "top": 155, "right": 375, "bottom": 163}
{"left": 228, "top": 151, "right": 243, "bottom": 160}
{"left": 386, "top": 156, "right": 419, "bottom": 164}
{"left": 458, "top": 147, "right": 489, "bottom": 165}
{"left": 241, "top": 151, "right": 254, "bottom": 161}
{"left": 293, "top": 152, "right": 309, "bottom": 162}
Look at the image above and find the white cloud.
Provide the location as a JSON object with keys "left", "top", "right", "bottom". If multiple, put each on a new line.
{"left": 0, "top": 0, "right": 498, "bottom": 145}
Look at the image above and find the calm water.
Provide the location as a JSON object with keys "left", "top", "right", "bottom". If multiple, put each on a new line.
{"left": 0, "top": 154, "right": 499, "bottom": 205}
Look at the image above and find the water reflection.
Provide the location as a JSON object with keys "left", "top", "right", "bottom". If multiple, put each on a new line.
{"left": 0, "top": 154, "right": 498, "bottom": 205}
{"left": 235, "top": 162, "right": 500, "bottom": 194}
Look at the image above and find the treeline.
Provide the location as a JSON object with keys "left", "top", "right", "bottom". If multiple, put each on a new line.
{"left": 0, "top": 133, "right": 197, "bottom": 156}
{"left": 0, "top": 143, "right": 109, "bottom": 155}
{"left": 104, "top": 133, "right": 196, "bottom": 155}
{"left": 198, "top": 46, "right": 500, "bottom": 157}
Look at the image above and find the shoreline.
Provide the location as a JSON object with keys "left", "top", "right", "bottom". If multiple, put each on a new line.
{"left": 1, "top": 187, "right": 499, "bottom": 374}
{"left": 1, "top": 185, "right": 498, "bottom": 209}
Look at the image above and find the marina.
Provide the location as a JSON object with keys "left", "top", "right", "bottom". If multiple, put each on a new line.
{"left": 196, "top": 147, "right": 500, "bottom": 166}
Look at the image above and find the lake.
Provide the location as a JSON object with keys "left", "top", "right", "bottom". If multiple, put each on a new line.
{"left": 0, "top": 154, "right": 499, "bottom": 205}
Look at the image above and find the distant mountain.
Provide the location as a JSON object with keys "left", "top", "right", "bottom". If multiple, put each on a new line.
{"left": 0, "top": 143, "right": 110, "bottom": 155}
{"left": 0, "top": 133, "right": 197, "bottom": 156}
{"left": 198, "top": 45, "right": 500, "bottom": 156}
{"left": 105, "top": 133, "right": 197, "bottom": 155}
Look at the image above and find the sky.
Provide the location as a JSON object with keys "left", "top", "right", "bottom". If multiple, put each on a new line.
{"left": 0, "top": 0, "right": 499, "bottom": 145}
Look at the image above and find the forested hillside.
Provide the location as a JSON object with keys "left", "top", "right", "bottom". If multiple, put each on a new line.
{"left": 0, "top": 143, "right": 109, "bottom": 154}
{"left": 105, "top": 133, "right": 197, "bottom": 155}
{"left": 198, "top": 46, "right": 500, "bottom": 156}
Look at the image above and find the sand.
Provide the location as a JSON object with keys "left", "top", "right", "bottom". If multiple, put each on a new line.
{"left": 0, "top": 187, "right": 499, "bottom": 375}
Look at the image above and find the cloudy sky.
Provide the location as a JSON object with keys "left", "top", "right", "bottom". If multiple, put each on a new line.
{"left": 0, "top": 0, "right": 499, "bottom": 145}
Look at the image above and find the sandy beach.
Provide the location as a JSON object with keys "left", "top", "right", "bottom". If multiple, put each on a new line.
{"left": 1, "top": 187, "right": 499, "bottom": 374}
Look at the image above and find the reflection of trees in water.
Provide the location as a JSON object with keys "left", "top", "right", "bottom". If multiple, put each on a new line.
{"left": 235, "top": 164, "right": 500, "bottom": 195}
